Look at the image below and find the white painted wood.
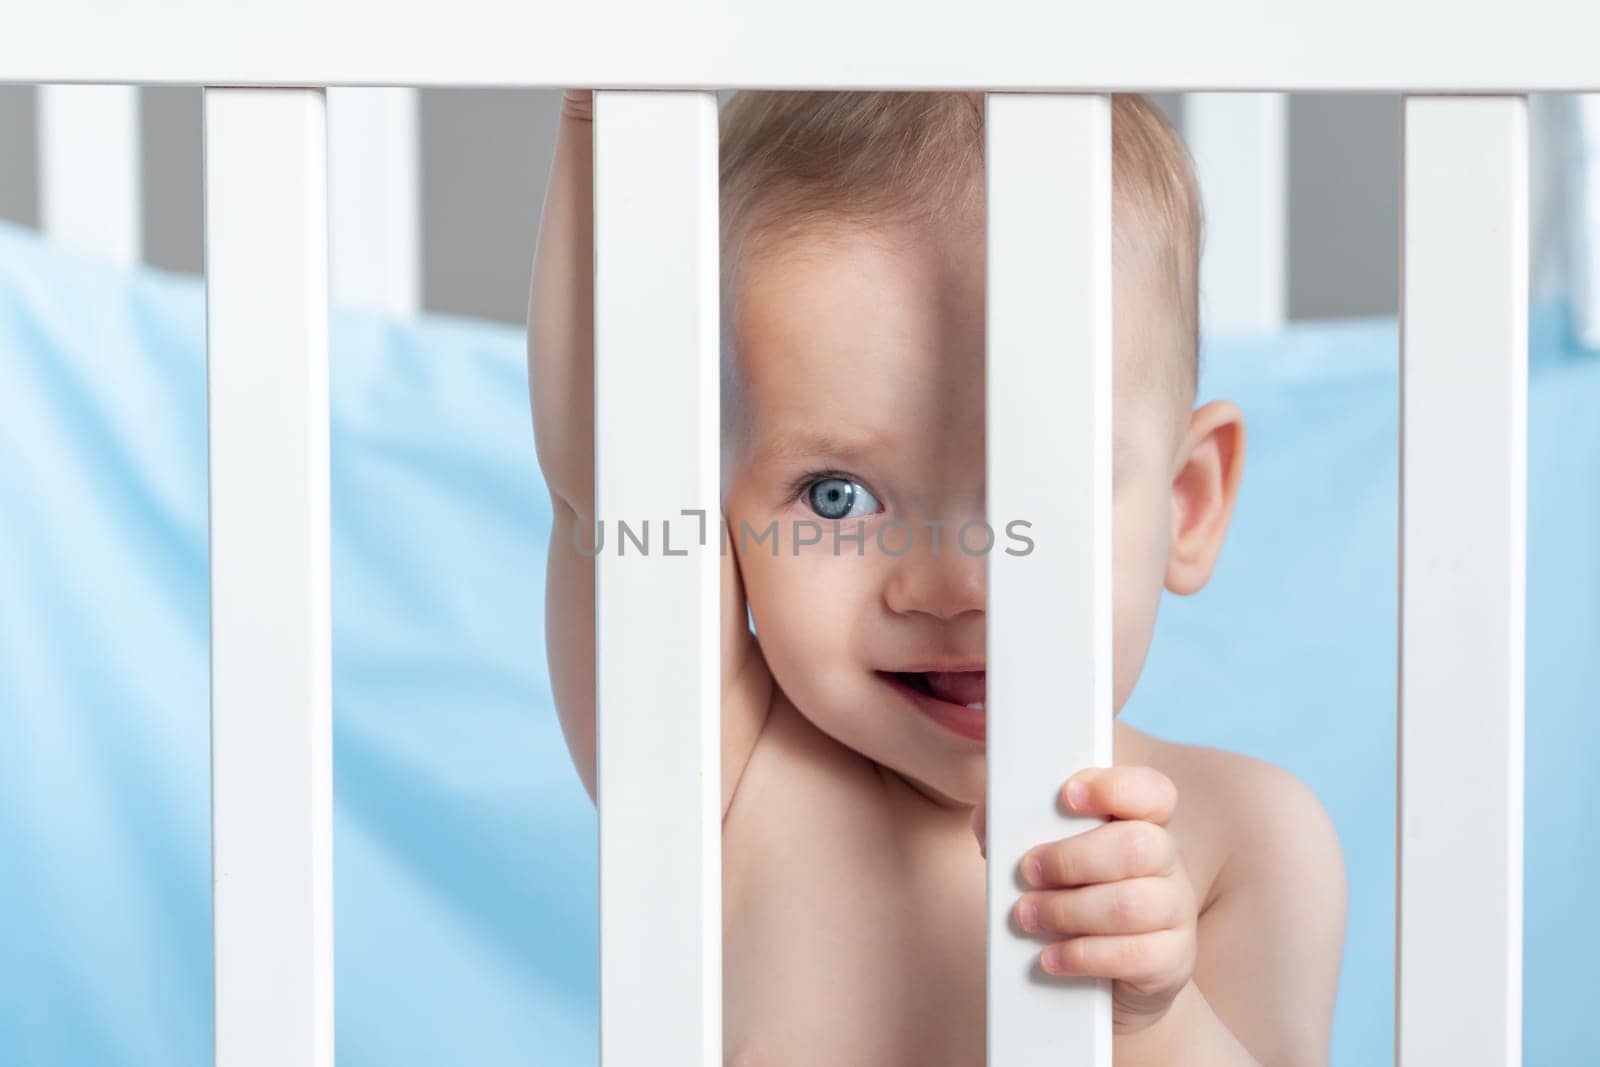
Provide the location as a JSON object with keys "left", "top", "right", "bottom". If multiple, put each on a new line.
{"left": 37, "top": 84, "right": 140, "bottom": 264}
{"left": 1185, "top": 93, "right": 1287, "bottom": 332}
{"left": 328, "top": 87, "right": 420, "bottom": 314}
{"left": 593, "top": 90, "right": 720, "bottom": 1066}
{"left": 1573, "top": 95, "right": 1600, "bottom": 349}
{"left": 1398, "top": 94, "right": 1526, "bottom": 1067}
{"left": 985, "top": 92, "right": 1114, "bottom": 1067}
{"left": 5, "top": 1, "right": 1600, "bottom": 91}
{"left": 204, "top": 87, "right": 334, "bottom": 1067}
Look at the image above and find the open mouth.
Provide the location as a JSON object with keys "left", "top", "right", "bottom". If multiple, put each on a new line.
{"left": 889, "top": 670, "right": 986, "bottom": 710}
{"left": 881, "top": 669, "right": 987, "bottom": 742}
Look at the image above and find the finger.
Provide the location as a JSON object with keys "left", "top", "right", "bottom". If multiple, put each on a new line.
{"left": 1038, "top": 928, "right": 1192, "bottom": 985}
{"left": 561, "top": 89, "right": 594, "bottom": 122}
{"left": 1014, "top": 877, "right": 1187, "bottom": 938}
{"left": 1020, "top": 819, "right": 1177, "bottom": 888}
{"left": 1062, "top": 766, "right": 1177, "bottom": 824}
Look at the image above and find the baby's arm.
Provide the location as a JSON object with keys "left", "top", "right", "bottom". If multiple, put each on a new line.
{"left": 528, "top": 89, "right": 601, "bottom": 801}
{"left": 974, "top": 761, "right": 1344, "bottom": 1065}
{"left": 1182, "top": 761, "right": 1347, "bottom": 1066}
{"left": 1106, "top": 760, "right": 1345, "bottom": 1066}
{"left": 527, "top": 90, "right": 774, "bottom": 811}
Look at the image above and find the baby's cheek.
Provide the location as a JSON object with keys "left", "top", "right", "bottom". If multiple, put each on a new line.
{"left": 740, "top": 544, "right": 861, "bottom": 701}
{"left": 1110, "top": 494, "right": 1170, "bottom": 711}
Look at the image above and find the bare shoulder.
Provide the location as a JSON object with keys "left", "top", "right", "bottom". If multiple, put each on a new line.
{"left": 1119, "top": 722, "right": 1348, "bottom": 1065}
{"left": 1118, "top": 723, "right": 1343, "bottom": 903}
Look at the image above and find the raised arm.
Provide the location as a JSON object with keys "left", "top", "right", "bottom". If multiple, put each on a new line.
{"left": 528, "top": 89, "right": 601, "bottom": 801}
{"left": 529, "top": 89, "right": 776, "bottom": 815}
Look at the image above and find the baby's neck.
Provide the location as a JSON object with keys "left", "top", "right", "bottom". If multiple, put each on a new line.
{"left": 875, "top": 759, "right": 968, "bottom": 811}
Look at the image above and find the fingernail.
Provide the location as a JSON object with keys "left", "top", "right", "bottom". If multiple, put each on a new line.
{"left": 1025, "top": 855, "right": 1043, "bottom": 886}
{"left": 1041, "top": 945, "right": 1063, "bottom": 974}
{"left": 1066, "top": 778, "right": 1089, "bottom": 811}
{"left": 1018, "top": 902, "right": 1040, "bottom": 932}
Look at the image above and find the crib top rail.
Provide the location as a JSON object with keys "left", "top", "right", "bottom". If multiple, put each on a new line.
{"left": 7, "top": 0, "right": 1600, "bottom": 91}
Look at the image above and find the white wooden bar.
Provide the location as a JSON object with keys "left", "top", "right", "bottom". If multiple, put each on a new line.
{"left": 985, "top": 92, "right": 1114, "bottom": 1067}
{"left": 593, "top": 90, "right": 721, "bottom": 1066}
{"left": 37, "top": 84, "right": 140, "bottom": 264}
{"left": 1398, "top": 94, "right": 1526, "bottom": 1067}
{"left": 1185, "top": 93, "right": 1287, "bottom": 333}
{"left": 328, "top": 87, "right": 420, "bottom": 314}
{"left": 5, "top": 1, "right": 1600, "bottom": 90}
{"left": 204, "top": 87, "right": 334, "bottom": 1067}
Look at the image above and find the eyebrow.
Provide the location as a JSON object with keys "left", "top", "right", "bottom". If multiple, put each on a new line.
{"left": 755, "top": 428, "right": 886, "bottom": 465}
{"left": 758, "top": 428, "right": 1137, "bottom": 477}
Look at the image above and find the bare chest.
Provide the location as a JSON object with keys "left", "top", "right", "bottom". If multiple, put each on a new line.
{"left": 715, "top": 705, "right": 1226, "bottom": 1067}
{"left": 720, "top": 735, "right": 989, "bottom": 1066}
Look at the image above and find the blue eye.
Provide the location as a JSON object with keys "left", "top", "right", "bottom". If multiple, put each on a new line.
{"left": 806, "top": 477, "right": 882, "bottom": 520}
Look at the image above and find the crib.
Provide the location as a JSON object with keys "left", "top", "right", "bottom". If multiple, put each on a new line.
{"left": 5, "top": 3, "right": 1595, "bottom": 1064}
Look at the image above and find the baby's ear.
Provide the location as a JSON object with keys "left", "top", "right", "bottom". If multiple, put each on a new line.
{"left": 1164, "top": 400, "right": 1246, "bottom": 596}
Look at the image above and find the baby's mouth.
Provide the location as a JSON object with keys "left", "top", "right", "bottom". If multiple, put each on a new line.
{"left": 889, "top": 669, "right": 986, "bottom": 710}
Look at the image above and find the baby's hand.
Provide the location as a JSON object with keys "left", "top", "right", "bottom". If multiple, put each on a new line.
{"left": 973, "top": 766, "right": 1199, "bottom": 1035}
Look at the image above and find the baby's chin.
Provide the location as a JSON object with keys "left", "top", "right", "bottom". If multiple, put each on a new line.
{"left": 780, "top": 673, "right": 986, "bottom": 807}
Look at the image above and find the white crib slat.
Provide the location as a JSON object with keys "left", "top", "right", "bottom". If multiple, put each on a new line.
{"left": 203, "top": 88, "right": 334, "bottom": 1067}
{"left": 328, "top": 87, "right": 420, "bottom": 314}
{"left": 1184, "top": 93, "right": 1287, "bottom": 333}
{"left": 37, "top": 85, "right": 141, "bottom": 264}
{"left": 1399, "top": 94, "right": 1526, "bottom": 1067}
{"left": 593, "top": 90, "right": 721, "bottom": 1066}
{"left": 985, "top": 92, "right": 1114, "bottom": 1067}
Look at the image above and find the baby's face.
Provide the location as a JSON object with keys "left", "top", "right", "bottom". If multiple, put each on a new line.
{"left": 724, "top": 221, "right": 1186, "bottom": 808}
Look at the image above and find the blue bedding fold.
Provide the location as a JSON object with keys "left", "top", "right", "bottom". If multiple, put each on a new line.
{"left": 1, "top": 218, "right": 1595, "bottom": 1065}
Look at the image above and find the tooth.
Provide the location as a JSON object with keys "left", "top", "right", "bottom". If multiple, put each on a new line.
{"left": 966, "top": 701, "right": 985, "bottom": 710}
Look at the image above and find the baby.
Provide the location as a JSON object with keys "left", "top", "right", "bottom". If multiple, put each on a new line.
{"left": 529, "top": 88, "right": 1347, "bottom": 1065}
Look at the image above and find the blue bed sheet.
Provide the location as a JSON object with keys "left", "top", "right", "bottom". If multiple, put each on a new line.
{"left": 1, "top": 217, "right": 1596, "bottom": 1065}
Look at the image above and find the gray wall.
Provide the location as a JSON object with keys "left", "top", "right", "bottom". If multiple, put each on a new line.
{"left": 139, "top": 87, "right": 203, "bottom": 275}
{"left": 1288, "top": 94, "right": 1401, "bottom": 319}
{"left": 0, "top": 87, "right": 37, "bottom": 229}
{"left": 0, "top": 87, "right": 1409, "bottom": 325}
{"left": 420, "top": 90, "right": 560, "bottom": 324}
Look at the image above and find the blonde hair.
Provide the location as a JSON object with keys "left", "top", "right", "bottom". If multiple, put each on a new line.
{"left": 717, "top": 90, "right": 1204, "bottom": 406}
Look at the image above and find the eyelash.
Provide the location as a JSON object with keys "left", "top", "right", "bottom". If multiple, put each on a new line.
{"left": 784, "top": 468, "right": 867, "bottom": 508}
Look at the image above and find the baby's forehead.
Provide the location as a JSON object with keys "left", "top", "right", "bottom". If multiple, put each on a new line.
{"left": 730, "top": 220, "right": 1182, "bottom": 382}
{"left": 734, "top": 222, "right": 970, "bottom": 309}
{"left": 730, "top": 230, "right": 970, "bottom": 398}
{"left": 732, "top": 213, "right": 1174, "bottom": 308}
{"left": 736, "top": 224, "right": 964, "bottom": 323}
{"left": 729, "top": 220, "right": 1183, "bottom": 402}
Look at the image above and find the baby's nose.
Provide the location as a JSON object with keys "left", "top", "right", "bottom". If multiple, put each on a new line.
{"left": 882, "top": 531, "right": 987, "bottom": 621}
